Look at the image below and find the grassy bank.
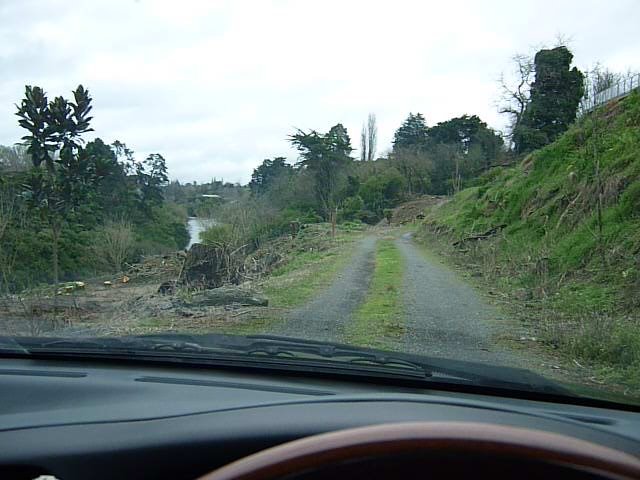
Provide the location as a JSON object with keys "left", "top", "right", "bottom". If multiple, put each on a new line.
{"left": 417, "top": 92, "right": 640, "bottom": 394}
{"left": 345, "top": 239, "right": 405, "bottom": 349}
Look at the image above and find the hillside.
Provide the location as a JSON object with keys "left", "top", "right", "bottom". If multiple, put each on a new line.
{"left": 419, "top": 91, "right": 640, "bottom": 389}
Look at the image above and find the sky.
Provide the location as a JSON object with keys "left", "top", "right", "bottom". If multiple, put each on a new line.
{"left": 1, "top": 0, "right": 639, "bottom": 184}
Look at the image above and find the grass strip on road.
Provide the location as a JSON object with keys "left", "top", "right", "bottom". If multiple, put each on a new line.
{"left": 345, "top": 239, "right": 405, "bottom": 350}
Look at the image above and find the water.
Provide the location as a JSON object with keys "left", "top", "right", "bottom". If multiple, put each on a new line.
{"left": 186, "top": 217, "right": 216, "bottom": 248}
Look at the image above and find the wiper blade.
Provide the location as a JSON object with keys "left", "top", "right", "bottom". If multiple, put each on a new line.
{"left": 243, "top": 335, "right": 431, "bottom": 376}
{"left": 0, "top": 334, "right": 431, "bottom": 378}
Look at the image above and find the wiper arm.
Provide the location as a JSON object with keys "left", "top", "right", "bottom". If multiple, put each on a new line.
{"left": 0, "top": 334, "right": 431, "bottom": 378}
{"left": 244, "top": 335, "right": 431, "bottom": 377}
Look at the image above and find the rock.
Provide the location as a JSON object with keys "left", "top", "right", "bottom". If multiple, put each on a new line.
{"left": 158, "top": 280, "right": 177, "bottom": 295}
{"left": 182, "top": 286, "right": 268, "bottom": 307}
{"left": 515, "top": 289, "right": 533, "bottom": 301}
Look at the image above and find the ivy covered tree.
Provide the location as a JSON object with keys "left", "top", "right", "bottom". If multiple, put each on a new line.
{"left": 513, "top": 46, "right": 584, "bottom": 153}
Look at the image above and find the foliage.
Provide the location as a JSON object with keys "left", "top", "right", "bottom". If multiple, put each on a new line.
{"left": 340, "top": 195, "right": 364, "bottom": 221}
{"left": 392, "top": 113, "right": 429, "bottom": 151}
{"left": 359, "top": 169, "right": 405, "bottom": 218}
{"left": 514, "top": 46, "right": 584, "bottom": 153}
{"left": 94, "top": 220, "right": 135, "bottom": 273}
{"left": 289, "top": 124, "right": 353, "bottom": 217}
{"left": 1, "top": 85, "right": 187, "bottom": 292}
{"left": 16, "top": 85, "right": 97, "bottom": 287}
{"left": 249, "top": 157, "right": 293, "bottom": 196}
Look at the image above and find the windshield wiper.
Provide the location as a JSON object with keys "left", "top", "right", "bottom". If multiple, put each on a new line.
{"left": 0, "top": 334, "right": 433, "bottom": 379}
{"left": 242, "top": 335, "right": 431, "bottom": 375}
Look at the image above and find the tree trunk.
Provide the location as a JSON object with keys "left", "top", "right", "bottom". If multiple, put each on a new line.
{"left": 51, "top": 222, "right": 61, "bottom": 311}
{"left": 183, "top": 286, "right": 268, "bottom": 307}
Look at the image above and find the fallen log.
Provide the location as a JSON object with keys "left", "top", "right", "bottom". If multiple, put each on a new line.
{"left": 452, "top": 224, "right": 507, "bottom": 247}
{"left": 182, "top": 286, "right": 268, "bottom": 307}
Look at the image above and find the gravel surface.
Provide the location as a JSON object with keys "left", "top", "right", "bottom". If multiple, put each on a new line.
{"left": 396, "top": 232, "right": 516, "bottom": 366}
{"left": 272, "top": 235, "right": 377, "bottom": 342}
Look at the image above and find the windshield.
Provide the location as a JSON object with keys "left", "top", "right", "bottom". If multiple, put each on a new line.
{"left": 1, "top": 1, "right": 639, "bottom": 408}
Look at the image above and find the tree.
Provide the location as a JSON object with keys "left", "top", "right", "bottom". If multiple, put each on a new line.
{"left": 140, "top": 153, "right": 169, "bottom": 209}
{"left": 428, "top": 115, "right": 504, "bottom": 172}
{"left": 359, "top": 168, "right": 405, "bottom": 216}
{"left": 391, "top": 147, "right": 431, "bottom": 195}
{"left": 513, "top": 46, "right": 584, "bottom": 153}
{"left": 0, "top": 144, "right": 30, "bottom": 172}
{"left": 96, "top": 219, "right": 135, "bottom": 272}
{"left": 16, "top": 85, "right": 97, "bottom": 291}
{"left": 392, "top": 113, "right": 429, "bottom": 152}
{"left": 498, "top": 53, "right": 535, "bottom": 142}
{"left": 360, "top": 113, "right": 377, "bottom": 162}
{"left": 249, "top": 157, "right": 292, "bottom": 195}
{"left": 289, "top": 124, "right": 353, "bottom": 218}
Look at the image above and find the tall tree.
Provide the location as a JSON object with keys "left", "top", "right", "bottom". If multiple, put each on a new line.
{"left": 16, "top": 85, "right": 96, "bottom": 290}
{"left": 366, "top": 113, "right": 377, "bottom": 162}
{"left": 513, "top": 46, "right": 584, "bottom": 153}
{"left": 289, "top": 123, "right": 353, "bottom": 218}
{"left": 392, "top": 113, "right": 429, "bottom": 152}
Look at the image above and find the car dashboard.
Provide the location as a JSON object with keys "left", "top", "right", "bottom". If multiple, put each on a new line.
{"left": 1, "top": 358, "right": 639, "bottom": 479}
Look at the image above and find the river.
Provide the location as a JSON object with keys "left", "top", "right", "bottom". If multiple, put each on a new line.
{"left": 186, "top": 217, "right": 217, "bottom": 248}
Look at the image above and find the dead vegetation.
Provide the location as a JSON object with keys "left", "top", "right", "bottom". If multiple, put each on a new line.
{"left": 0, "top": 222, "right": 359, "bottom": 337}
{"left": 388, "top": 195, "right": 448, "bottom": 225}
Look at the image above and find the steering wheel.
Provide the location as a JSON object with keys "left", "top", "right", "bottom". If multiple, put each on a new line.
{"left": 199, "top": 422, "right": 640, "bottom": 480}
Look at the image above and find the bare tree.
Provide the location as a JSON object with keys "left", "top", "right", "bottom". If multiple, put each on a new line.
{"left": 366, "top": 113, "right": 377, "bottom": 162}
{"left": 96, "top": 220, "right": 135, "bottom": 273}
{"left": 0, "top": 144, "right": 30, "bottom": 172}
{"left": 498, "top": 53, "right": 535, "bottom": 141}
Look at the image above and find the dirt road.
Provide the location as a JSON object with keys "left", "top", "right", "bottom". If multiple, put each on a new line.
{"left": 271, "top": 235, "right": 376, "bottom": 342}
{"left": 274, "top": 230, "right": 516, "bottom": 366}
{"left": 395, "top": 232, "right": 515, "bottom": 365}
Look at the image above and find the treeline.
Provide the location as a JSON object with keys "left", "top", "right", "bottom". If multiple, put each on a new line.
{"left": 0, "top": 86, "right": 188, "bottom": 292}
{"left": 208, "top": 45, "right": 592, "bottom": 254}
{"left": 243, "top": 113, "right": 504, "bottom": 227}
{"left": 165, "top": 178, "right": 247, "bottom": 218}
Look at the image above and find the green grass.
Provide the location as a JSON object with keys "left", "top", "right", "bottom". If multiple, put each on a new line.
{"left": 345, "top": 240, "right": 405, "bottom": 350}
{"left": 417, "top": 92, "right": 640, "bottom": 395}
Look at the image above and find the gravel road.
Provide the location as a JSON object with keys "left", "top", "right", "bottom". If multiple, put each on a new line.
{"left": 272, "top": 230, "right": 516, "bottom": 366}
{"left": 396, "top": 232, "right": 515, "bottom": 365}
{"left": 271, "top": 235, "right": 377, "bottom": 342}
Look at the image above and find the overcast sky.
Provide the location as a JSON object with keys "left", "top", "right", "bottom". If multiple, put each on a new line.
{"left": 1, "top": 0, "right": 638, "bottom": 183}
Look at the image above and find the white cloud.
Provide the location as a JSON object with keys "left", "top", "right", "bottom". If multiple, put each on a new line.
{"left": 1, "top": 0, "right": 639, "bottom": 183}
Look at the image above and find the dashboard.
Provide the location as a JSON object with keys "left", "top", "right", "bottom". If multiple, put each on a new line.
{"left": 1, "top": 357, "right": 639, "bottom": 479}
